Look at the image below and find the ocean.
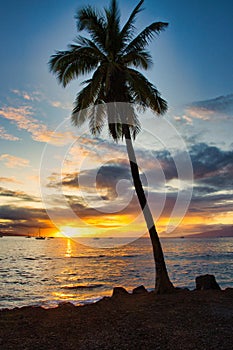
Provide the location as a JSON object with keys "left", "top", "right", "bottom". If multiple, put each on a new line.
{"left": 0, "top": 236, "right": 232, "bottom": 309}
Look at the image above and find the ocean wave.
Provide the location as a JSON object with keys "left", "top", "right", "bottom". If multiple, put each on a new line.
{"left": 62, "top": 284, "right": 104, "bottom": 290}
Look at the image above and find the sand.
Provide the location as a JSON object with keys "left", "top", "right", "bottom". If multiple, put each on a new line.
{"left": 0, "top": 288, "right": 233, "bottom": 350}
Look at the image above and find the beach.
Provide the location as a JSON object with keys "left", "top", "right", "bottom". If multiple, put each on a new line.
{"left": 1, "top": 288, "right": 233, "bottom": 350}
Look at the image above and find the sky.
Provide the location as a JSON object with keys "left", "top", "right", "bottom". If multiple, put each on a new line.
{"left": 0, "top": 0, "right": 232, "bottom": 241}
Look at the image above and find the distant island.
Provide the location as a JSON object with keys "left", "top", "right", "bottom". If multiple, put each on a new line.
{"left": 183, "top": 225, "right": 233, "bottom": 239}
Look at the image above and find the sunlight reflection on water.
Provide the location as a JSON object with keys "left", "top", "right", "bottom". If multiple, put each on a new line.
{"left": 0, "top": 236, "right": 233, "bottom": 309}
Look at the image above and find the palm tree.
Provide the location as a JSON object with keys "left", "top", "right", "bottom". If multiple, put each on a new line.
{"left": 49, "top": 0, "right": 175, "bottom": 293}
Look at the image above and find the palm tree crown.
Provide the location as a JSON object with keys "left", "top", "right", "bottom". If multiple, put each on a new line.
{"left": 49, "top": 0, "right": 168, "bottom": 140}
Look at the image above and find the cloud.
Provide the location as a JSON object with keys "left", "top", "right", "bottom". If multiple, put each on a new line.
{"left": 12, "top": 88, "right": 72, "bottom": 109}
{"left": 186, "top": 94, "right": 233, "bottom": 121}
{"left": 49, "top": 100, "right": 72, "bottom": 110}
{"left": 0, "top": 205, "right": 53, "bottom": 234}
{"left": 65, "top": 192, "right": 141, "bottom": 223}
{"left": 173, "top": 94, "right": 233, "bottom": 125}
{"left": 0, "top": 106, "right": 75, "bottom": 146}
{"left": 174, "top": 115, "right": 193, "bottom": 124}
{"left": 0, "top": 126, "right": 20, "bottom": 141}
{"left": 11, "top": 89, "right": 43, "bottom": 102}
{"left": 185, "top": 108, "right": 214, "bottom": 121}
{"left": 191, "top": 94, "right": 233, "bottom": 114}
{"left": 0, "top": 154, "right": 30, "bottom": 168}
{"left": 190, "top": 143, "right": 233, "bottom": 184}
{"left": 0, "top": 186, "right": 39, "bottom": 202}
{"left": 48, "top": 161, "right": 143, "bottom": 201}
{"left": 0, "top": 177, "right": 21, "bottom": 184}
{"left": 0, "top": 204, "right": 48, "bottom": 221}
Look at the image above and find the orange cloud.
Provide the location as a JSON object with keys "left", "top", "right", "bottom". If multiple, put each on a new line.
{"left": 0, "top": 106, "right": 75, "bottom": 146}
{"left": 0, "top": 126, "right": 20, "bottom": 141}
{"left": 11, "top": 89, "right": 42, "bottom": 102}
{"left": 0, "top": 154, "right": 30, "bottom": 168}
{"left": 185, "top": 106, "right": 214, "bottom": 120}
{"left": 0, "top": 177, "right": 21, "bottom": 184}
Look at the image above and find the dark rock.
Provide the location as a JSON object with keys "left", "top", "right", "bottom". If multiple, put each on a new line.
{"left": 195, "top": 274, "right": 221, "bottom": 290}
{"left": 175, "top": 287, "right": 190, "bottom": 292}
{"left": 112, "top": 287, "right": 129, "bottom": 297}
{"left": 224, "top": 287, "right": 233, "bottom": 293}
{"left": 132, "top": 285, "right": 148, "bottom": 294}
{"left": 58, "top": 302, "right": 76, "bottom": 308}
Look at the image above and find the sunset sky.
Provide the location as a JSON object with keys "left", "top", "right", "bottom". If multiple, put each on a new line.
{"left": 0, "top": 0, "right": 232, "bottom": 240}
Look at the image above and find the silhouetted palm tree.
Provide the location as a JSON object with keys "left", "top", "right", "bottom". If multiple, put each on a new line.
{"left": 49, "top": 0, "right": 174, "bottom": 293}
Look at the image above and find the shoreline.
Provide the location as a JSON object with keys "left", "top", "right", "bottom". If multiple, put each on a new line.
{"left": 1, "top": 288, "right": 233, "bottom": 350}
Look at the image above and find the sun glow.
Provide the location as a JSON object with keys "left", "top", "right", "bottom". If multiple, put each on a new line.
{"left": 60, "top": 225, "right": 81, "bottom": 238}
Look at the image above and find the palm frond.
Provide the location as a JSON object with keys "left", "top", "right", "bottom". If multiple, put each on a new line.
{"left": 120, "top": 0, "right": 144, "bottom": 44}
{"left": 75, "top": 6, "right": 106, "bottom": 51}
{"left": 104, "top": 0, "right": 121, "bottom": 55}
{"left": 121, "top": 50, "right": 152, "bottom": 69}
{"left": 121, "top": 103, "right": 141, "bottom": 140}
{"left": 108, "top": 122, "right": 123, "bottom": 141}
{"left": 105, "top": 0, "right": 120, "bottom": 28}
{"left": 126, "top": 68, "right": 168, "bottom": 115}
{"left": 124, "top": 22, "right": 168, "bottom": 53}
{"left": 49, "top": 46, "right": 100, "bottom": 87}
{"left": 131, "top": 116, "right": 141, "bottom": 140}
{"left": 71, "top": 36, "right": 106, "bottom": 58}
{"left": 88, "top": 103, "right": 107, "bottom": 136}
{"left": 72, "top": 65, "right": 106, "bottom": 122}
{"left": 105, "top": 102, "right": 123, "bottom": 141}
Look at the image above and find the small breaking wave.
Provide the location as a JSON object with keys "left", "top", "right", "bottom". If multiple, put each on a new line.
{"left": 62, "top": 284, "right": 104, "bottom": 290}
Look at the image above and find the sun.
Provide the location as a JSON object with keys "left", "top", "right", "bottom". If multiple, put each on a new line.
{"left": 59, "top": 225, "right": 81, "bottom": 238}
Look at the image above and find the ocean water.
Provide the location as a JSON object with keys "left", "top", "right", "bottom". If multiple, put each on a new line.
{"left": 0, "top": 236, "right": 232, "bottom": 309}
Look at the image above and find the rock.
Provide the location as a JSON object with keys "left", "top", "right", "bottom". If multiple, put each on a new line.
{"left": 175, "top": 287, "right": 190, "bottom": 292}
{"left": 224, "top": 287, "right": 233, "bottom": 294}
{"left": 112, "top": 287, "right": 129, "bottom": 297}
{"left": 195, "top": 274, "right": 221, "bottom": 290}
{"left": 132, "top": 285, "right": 148, "bottom": 294}
{"left": 58, "top": 302, "right": 76, "bottom": 308}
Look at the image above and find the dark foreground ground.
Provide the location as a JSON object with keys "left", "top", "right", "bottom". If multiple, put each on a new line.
{"left": 0, "top": 289, "right": 233, "bottom": 350}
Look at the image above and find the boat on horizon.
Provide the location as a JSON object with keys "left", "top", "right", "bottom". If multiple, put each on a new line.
{"left": 35, "top": 228, "right": 46, "bottom": 240}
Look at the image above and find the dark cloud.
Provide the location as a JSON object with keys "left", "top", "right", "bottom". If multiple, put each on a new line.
{"left": 61, "top": 173, "right": 79, "bottom": 188}
{"left": 190, "top": 193, "right": 233, "bottom": 212}
{"left": 0, "top": 205, "right": 48, "bottom": 221}
{"left": 190, "top": 94, "right": 233, "bottom": 115}
{"left": 49, "top": 161, "right": 145, "bottom": 201}
{"left": 0, "top": 205, "right": 52, "bottom": 234}
{"left": 192, "top": 185, "right": 215, "bottom": 194}
{"left": 152, "top": 150, "right": 178, "bottom": 181}
{"left": 152, "top": 143, "right": 233, "bottom": 190}
{"left": 0, "top": 186, "right": 40, "bottom": 202}
{"left": 189, "top": 143, "right": 233, "bottom": 188}
{"left": 96, "top": 162, "right": 132, "bottom": 200}
{"left": 66, "top": 192, "right": 141, "bottom": 220}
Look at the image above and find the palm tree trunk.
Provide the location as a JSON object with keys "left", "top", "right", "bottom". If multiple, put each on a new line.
{"left": 123, "top": 124, "right": 174, "bottom": 294}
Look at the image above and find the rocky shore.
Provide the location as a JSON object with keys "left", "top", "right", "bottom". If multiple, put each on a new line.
{"left": 1, "top": 286, "right": 233, "bottom": 350}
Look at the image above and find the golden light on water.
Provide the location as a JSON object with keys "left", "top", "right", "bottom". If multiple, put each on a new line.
{"left": 65, "top": 239, "right": 72, "bottom": 258}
